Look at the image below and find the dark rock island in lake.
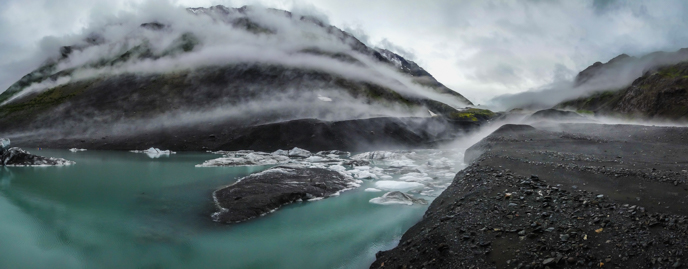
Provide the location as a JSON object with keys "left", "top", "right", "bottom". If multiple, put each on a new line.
{"left": 212, "top": 165, "right": 359, "bottom": 223}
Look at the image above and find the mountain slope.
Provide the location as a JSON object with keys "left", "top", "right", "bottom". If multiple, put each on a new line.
{"left": 0, "top": 5, "right": 476, "bottom": 149}
{"left": 557, "top": 58, "right": 688, "bottom": 120}
{"left": 489, "top": 48, "right": 688, "bottom": 110}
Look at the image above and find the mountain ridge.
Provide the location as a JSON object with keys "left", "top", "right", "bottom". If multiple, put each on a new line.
{"left": 0, "top": 5, "right": 480, "bottom": 151}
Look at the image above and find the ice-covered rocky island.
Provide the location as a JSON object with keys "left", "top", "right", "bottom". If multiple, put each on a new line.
{"left": 201, "top": 146, "right": 466, "bottom": 222}
{"left": 0, "top": 138, "right": 75, "bottom": 166}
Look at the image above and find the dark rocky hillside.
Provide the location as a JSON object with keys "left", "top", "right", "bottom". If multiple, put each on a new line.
{"left": 0, "top": 5, "right": 478, "bottom": 150}
{"left": 558, "top": 61, "right": 688, "bottom": 120}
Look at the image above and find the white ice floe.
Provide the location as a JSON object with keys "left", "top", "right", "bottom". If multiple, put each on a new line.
{"left": 399, "top": 172, "right": 433, "bottom": 183}
{"left": 130, "top": 147, "right": 176, "bottom": 158}
{"left": 304, "top": 156, "right": 328, "bottom": 162}
{"left": 327, "top": 165, "right": 347, "bottom": 172}
{"left": 351, "top": 151, "right": 414, "bottom": 160}
{"left": 364, "top": 188, "right": 382, "bottom": 192}
{"left": 374, "top": 180, "right": 425, "bottom": 192}
{"left": 69, "top": 148, "right": 87, "bottom": 152}
{"left": 369, "top": 191, "right": 428, "bottom": 206}
{"left": 197, "top": 151, "right": 291, "bottom": 167}
{"left": 0, "top": 138, "right": 10, "bottom": 149}
{"left": 271, "top": 149, "right": 289, "bottom": 156}
{"left": 288, "top": 147, "right": 311, "bottom": 158}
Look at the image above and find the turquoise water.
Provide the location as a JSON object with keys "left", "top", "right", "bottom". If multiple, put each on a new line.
{"left": 0, "top": 149, "right": 431, "bottom": 269}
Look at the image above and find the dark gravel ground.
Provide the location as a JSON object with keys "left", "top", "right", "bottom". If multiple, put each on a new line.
{"left": 371, "top": 123, "right": 688, "bottom": 269}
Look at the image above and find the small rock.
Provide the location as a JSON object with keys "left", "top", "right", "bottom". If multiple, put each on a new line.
{"left": 543, "top": 258, "right": 555, "bottom": 265}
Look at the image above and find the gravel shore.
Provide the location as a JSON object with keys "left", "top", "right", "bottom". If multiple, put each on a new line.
{"left": 371, "top": 123, "right": 688, "bottom": 268}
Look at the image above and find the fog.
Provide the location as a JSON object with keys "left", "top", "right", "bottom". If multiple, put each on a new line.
{"left": 1, "top": 3, "right": 468, "bottom": 110}
{"left": 3, "top": 0, "right": 688, "bottom": 106}
{"left": 488, "top": 48, "right": 688, "bottom": 110}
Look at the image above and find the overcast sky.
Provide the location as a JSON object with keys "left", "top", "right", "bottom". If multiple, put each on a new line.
{"left": 2, "top": 0, "right": 688, "bottom": 104}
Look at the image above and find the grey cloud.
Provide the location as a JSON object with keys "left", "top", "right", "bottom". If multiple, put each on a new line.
{"left": 2, "top": 0, "right": 688, "bottom": 108}
{"left": 342, "top": 25, "right": 370, "bottom": 45}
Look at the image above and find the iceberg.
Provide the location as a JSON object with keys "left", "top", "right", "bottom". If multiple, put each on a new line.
{"left": 374, "top": 181, "right": 425, "bottom": 192}
{"left": 271, "top": 149, "right": 289, "bottom": 156}
{"left": 0, "top": 138, "right": 9, "bottom": 150}
{"left": 69, "top": 148, "right": 87, "bottom": 152}
{"left": 351, "top": 151, "right": 414, "bottom": 160}
{"left": 288, "top": 147, "right": 311, "bottom": 158}
{"left": 131, "top": 147, "right": 176, "bottom": 158}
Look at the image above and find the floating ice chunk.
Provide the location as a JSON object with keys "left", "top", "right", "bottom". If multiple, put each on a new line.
{"left": 388, "top": 160, "right": 416, "bottom": 168}
{"left": 327, "top": 165, "right": 346, "bottom": 173}
{"left": 399, "top": 173, "right": 433, "bottom": 183}
{"left": 316, "top": 150, "right": 350, "bottom": 157}
{"left": 197, "top": 153, "right": 291, "bottom": 167}
{"left": 0, "top": 138, "right": 9, "bottom": 150}
{"left": 288, "top": 147, "right": 311, "bottom": 158}
{"left": 369, "top": 191, "right": 428, "bottom": 205}
{"left": 365, "top": 188, "right": 382, "bottom": 192}
{"left": 351, "top": 151, "right": 412, "bottom": 160}
{"left": 271, "top": 149, "right": 289, "bottom": 156}
{"left": 69, "top": 148, "right": 87, "bottom": 152}
{"left": 375, "top": 181, "right": 425, "bottom": 191}
{"left": 317, "top": 94, "right": 332, "bottom": 102}
{"left": 353, "top": 170, "right": 378, "bottom": 179}
{"left": 130, "top": 148, "right": 175, "bottom": 158}
{"left": 304, "top": 156, "right": 327, "bottom": 162}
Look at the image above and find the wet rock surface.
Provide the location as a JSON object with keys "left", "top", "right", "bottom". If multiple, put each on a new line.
{"left": 371, "top": 123, "right": 688, "bottom": 268}
{"left": 212, "top": 165, "right": 359, "bottom": 223}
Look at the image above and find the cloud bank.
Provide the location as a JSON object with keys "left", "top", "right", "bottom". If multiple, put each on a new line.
{"left": 2, "top": 0, "right": 688, "bottom": 108}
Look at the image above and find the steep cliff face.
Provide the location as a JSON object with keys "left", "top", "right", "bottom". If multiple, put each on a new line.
{"left": 0, "top": 5, "right": 476, "bottom": 146}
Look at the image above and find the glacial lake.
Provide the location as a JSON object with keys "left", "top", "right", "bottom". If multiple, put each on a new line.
{"left": 0, "top": 148, "right": 466, "bottom": 269}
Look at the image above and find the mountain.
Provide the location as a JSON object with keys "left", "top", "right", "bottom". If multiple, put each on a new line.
{"left": 489, "top": 48, "right": 688, "bottom": 111}
{"left": 0, "top": 5, "right": 479, "bottom": 151}
{"left": 557, "top": 49, "right": 688, "bottom": 120}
